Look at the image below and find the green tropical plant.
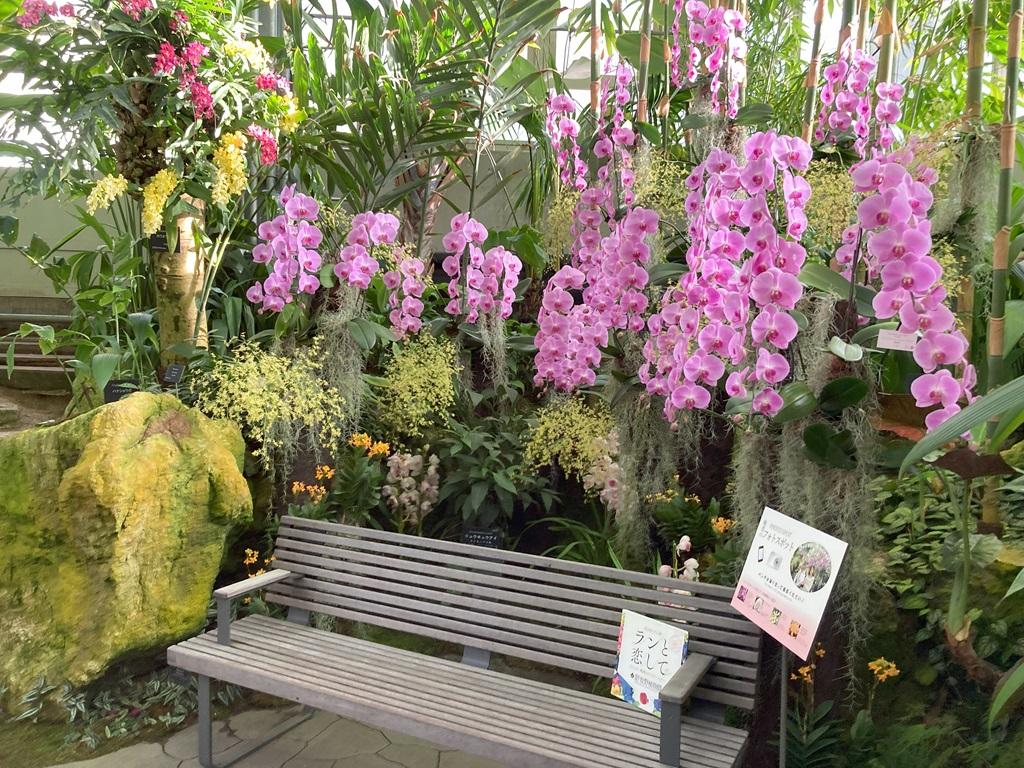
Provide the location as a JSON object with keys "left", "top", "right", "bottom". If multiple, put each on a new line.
{"left": 436, "top": 414, "right": 556, "bottom": 529}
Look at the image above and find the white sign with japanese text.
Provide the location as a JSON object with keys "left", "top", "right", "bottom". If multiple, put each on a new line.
{"left": 731, "top": 507, "right": 848, "bottom": 660}
{"left": 611, "top": 609, "right": 689, "bottom": 715}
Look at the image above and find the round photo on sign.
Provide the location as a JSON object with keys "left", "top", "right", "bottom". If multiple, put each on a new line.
{"left": 789, "top": 542, "right": 832, "bottom": 593}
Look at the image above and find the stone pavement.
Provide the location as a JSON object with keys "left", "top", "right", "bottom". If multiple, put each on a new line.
{"left": 50, "top": 706, "right": 505, "bottom": 768}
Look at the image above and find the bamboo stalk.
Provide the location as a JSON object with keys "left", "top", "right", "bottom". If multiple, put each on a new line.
{"left": 877, "top": 0, "right": 898, "bottom": 85}
{"left": 801, "top": 0, "right": 825, "bottom": 143}
{"left": 855, "top": 0, "right": 870, "bottom": 49}
{"left": 979, "top": 1, "right": 1021, "bottom": 533}
{"left": 591, "top": 0, "right": 601, "bottom": 111}
{"left": 837, "top": 0, "right": 856, "bottom": 54}
{"left": 966, "top": 0, "right": 990, "bottom": 121}
{"left": 987, "top": 2, "right": 1022, "bottom": 391}
{"left": 637, "top": 0, "right": 654, "bottom": 124}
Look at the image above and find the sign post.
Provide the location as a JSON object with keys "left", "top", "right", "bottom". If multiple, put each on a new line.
{"left": 730, "top": 507, "right": 848, "bottom": 768}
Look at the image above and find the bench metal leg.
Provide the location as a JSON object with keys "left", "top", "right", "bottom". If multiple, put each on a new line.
{"left": 195, "top": 675, "right": 313, "bottom": 768}
{"left": 460, "top": 646, "right": 491, "bottom": 669}
{"left": 198, "top": 675, "right": 213, "bottom": 768}
{"left": 659, "top": 699, "right": 682, "bottom": 766}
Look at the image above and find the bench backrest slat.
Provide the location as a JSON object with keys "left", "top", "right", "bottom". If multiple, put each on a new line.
{"left": 268, "top": 516, "right": 760, "bottom": 710}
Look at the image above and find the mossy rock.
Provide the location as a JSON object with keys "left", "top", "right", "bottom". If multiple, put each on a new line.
{"left": 0, "top": 393, "right": 251, "bottom": 714}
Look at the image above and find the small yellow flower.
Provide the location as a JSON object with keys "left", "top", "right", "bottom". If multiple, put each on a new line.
{"left": 291, "top": 481, "right": 307, "bottom": 495}
{"left": 368, "top": 441, "right": 391, "bottom": 458}
{"left": 307, "top": 484, "right": 327, "bottom": 503}
{"left": 711, "top": 516, "right": 735, "bottom": 535}
{"left": 141, "top": 168, "right": 179, "bottom": 236}
{"left": 277, "top": 96, "right": 304, "bottom": 134}
{"left": 314, "top": 464, "right": 335, "bottom": 481}
{"left": 815, "top": 643, "right": 826, "bottom": 658}
{"left": 791, "top": 664, "right": 814, "bottom": 684}
{"left": 86, "top": 173, "right": 128, "bottom": 214}
{"left": 211, "top": 132, "right": 247, "bottom": 205}
{"left": 348, "top": 433, "right": 372, "bottom": 449}
{"left": 868, "top": 657, "right": 900, "bottom": 683}
{"left": 243, "top": 548, "right": 259, "bottom": 566}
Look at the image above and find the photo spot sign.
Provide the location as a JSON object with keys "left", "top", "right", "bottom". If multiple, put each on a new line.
{"left": 731, "top": 506, "right": 848, "bottom": 660}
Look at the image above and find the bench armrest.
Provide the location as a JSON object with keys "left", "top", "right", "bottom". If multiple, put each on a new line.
{"left": 214, "top": 569, "right": 293, "bottom": 644}
{"left": 660, "top": 653, "right": 715, "bottom": 704}
{"left": 658, "top": 653, "right": 716, "bottom": 766}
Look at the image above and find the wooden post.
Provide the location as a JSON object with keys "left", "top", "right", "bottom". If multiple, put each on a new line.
{"left": 855, "top": 0, "right": 870, "bottom": 49}
{"left": 801, "top": 0, "right": 826, "bottom": 143}
{"left": 155, "top": 198, "right": 207, "bottom": 366}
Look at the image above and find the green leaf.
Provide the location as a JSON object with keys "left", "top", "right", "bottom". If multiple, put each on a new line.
{"left": 0, "top": 214, "right": 18, "bottom": 245}
{"left": 733, "top": 102, "right": 773, "bottom": 126}
{"left": 90, "top": 352, "right": 121, "bottom": 393}
{"left": 798, "top": 263, "right": 876, "bottom": 317}
{"left": 803, "top": 423, "right": 856, "bottom": 470}
{"left": 773, "top": 382, "right": 818, "bottom": 424}
{"left": 648, "top": 262, "right": 685, "bottom": 286}
{"left": 818, "top": 377, "right": 869, "bottom": 413}
{"left": 1002, "top": 568, "right": 1024, "bottom": 602}
{"left": 469, "top": 481, "right": 489, "bottom": 512}
{"left": 828, "top": 335, "right": 864, "bottom": 362}
{"left": 27, "top": 234, "right": 50, "bottom": 261}
{"left": 900, "top": 374, "right": 1024, "bottom": 475}
{"left": 989, "top": 657, "right": 1024, "bottom": 728}
{"left": 851, "top": 321, "right": 899, "bottom": 346}
{"left": 636, "top": 121, "right": 661, "bottom": 145}
{"left": 346, "top": 318, "right": 381, "bottom": 350}
{"left": 1003, "top": 300, "right": 1024, "bottom": 356}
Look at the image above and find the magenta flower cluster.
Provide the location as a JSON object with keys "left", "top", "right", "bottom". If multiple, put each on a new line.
{"left": 441, "top": 214, "right": 522, "bottom": 323}
{"left": 851, "top": 150, "right": 973, "bottom": 428}
{"left": 246, "top": 186, "right": 323, "bottom": 313}
{"left": 671, "top": 1, "right": 747, "bottom": 117}
{"left": 150, "top": 39, "right": 214, "bottom": 121}
{"left": 15, "top": 0, "right": 74, "bottom": 27}
{"left": 812, "top": 45, "right": 972, "bottom": 430}
{"left": 246, "top": 124, "right": 278, "bottom": 166}
{"left": 546, "top": 93, "right": 586, "bottom": 191}
{"left": 534, "top": 61, "right": 645, "bottom": 391}
{"left": 534, "top": 206, "right": 660, "bottom": 390}
{"left": 640, "top": 132, "right": 813, "bottom": 422}
{"left": 816, "top": 42, "right": 902, "bottom": 156}
{"left": 383, "top": 254, "right": 429, "bottom": 339}
{"left": 334, "top": 211, "right": 400, "bottom": 290}
{"left": 119, "top": 0, "right": 153, "bottom": 21}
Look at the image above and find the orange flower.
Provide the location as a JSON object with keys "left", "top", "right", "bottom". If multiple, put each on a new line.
{"left": 368, "top": 441, "right": 391, "bottom": 458}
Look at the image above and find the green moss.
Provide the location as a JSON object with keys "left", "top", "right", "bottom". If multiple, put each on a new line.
{"left": 0, "top": 393, "right": 252, "bottom": 714}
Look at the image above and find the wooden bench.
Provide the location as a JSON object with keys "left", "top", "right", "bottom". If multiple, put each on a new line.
{"left": 168, "top": 516, "right": 760, "bottom": 768}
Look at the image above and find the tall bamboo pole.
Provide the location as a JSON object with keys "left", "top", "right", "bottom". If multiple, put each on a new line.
{"left": 801, "top": 0, "right": 825, "bottom": 143}
{"left": 591, "top": 0, "right": 601, "bottom": 110}
{"left": 637, "top": 0, "right": 654, "bottom": 123}
{"left": 877, "top": 0, "right": 898, "bottom": 85}
{"left": 837, "top": 0, "right": 856, "bottom": 54}
{"left": 855, "top": 0, "right": 869, "bottom": 49}
{"left": 987, "top": 2, "right": 1021, "bottom": 392}
{"left": 966, "top": 0, "right": 990, "bottom": 120}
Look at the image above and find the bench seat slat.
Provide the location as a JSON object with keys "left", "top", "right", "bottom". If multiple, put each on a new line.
{"left": 221, "top": 628, "right": 739, "bottom": 764}
{"left": 169, "top": 616, "right": 747, "bottom": 768}
{"left": 245, "top": 617, "right": 756, "bottom": 733}
{"left": 268, "top": 593, "right": 756, "bottom": 709}
{"left": 282, "top": 517, "right": 737, "bottom": 599}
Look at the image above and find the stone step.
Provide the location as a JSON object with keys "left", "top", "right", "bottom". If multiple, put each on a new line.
{"left": 1, "top": 364, "right": 69, "bottom": 391}
{"left": 0, "top": 311, "right": 72, "bottom": 335}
